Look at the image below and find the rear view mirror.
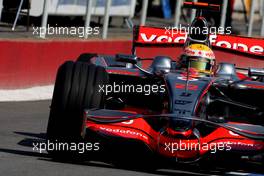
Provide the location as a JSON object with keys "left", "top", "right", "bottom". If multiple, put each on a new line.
{"left": 116, "top": 54, "right": 138, "bottom": 65}
{"left": 248, "top": 68, "right": 264, "bottom": 77}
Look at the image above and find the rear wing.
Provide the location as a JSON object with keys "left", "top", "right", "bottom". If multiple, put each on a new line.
{"left": 132, "top": 26, "right": 264, "bottom": 57}
{"left": 183, "top": 2, "right": 220, "bottom": 11}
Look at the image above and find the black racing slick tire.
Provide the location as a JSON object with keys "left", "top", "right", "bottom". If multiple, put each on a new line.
{"left": 46, "top": 61, "right": 108, "bottom": 157}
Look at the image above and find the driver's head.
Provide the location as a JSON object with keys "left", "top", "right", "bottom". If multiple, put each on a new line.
{"left": 179, "top": 44, "right": 216, "bottom": 74}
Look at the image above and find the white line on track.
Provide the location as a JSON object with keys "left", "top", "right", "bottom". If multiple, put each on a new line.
{"left": 226, "top": 172, "right": 264, "bottom": 176}
{"left": 0, "top": 85, "right": 54, "bottom": 102}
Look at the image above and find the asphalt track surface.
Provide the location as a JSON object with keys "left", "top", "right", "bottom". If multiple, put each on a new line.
{"left": 0, "top": 100, "right": 264, "bottom": 176}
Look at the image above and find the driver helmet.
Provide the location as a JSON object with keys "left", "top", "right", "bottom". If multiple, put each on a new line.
{"left": 179, "top": 44, "right": 216, "bottom": 74}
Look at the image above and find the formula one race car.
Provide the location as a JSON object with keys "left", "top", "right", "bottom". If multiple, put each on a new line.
{"left": 46, "top": 2, "right": 264, "bottom": 169}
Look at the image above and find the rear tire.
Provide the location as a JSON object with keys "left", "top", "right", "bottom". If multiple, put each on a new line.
{"left": 46, "top": 61, "right": 108, "bottom": 158}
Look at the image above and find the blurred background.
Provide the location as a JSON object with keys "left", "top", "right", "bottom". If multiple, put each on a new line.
{"left": 0, "top": 0, "right": 263, "bottom": 39}
{"left": 0, "top": 0, "right": 263, "bottom": 95}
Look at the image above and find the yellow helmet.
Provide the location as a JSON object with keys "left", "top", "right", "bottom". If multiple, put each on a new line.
{"left": 180, "top": 44, "right": 216, "bottom": 74}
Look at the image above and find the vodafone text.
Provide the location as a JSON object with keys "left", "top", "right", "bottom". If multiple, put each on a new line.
{"left": 140, "top": 33, "right": 263, "bottom": 55}
{"left": 99, "top": 127, "right": 148, "bottom": 140}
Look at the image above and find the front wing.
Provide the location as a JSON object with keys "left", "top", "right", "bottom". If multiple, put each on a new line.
{"left": 82, "top": 109, "right": 264, "bottom": 161}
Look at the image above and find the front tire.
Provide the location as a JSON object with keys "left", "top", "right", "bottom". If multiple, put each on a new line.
{"left": 46, "top": 61, "right": 108, "bottom": 158}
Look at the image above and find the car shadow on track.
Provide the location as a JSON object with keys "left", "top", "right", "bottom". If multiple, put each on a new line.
{"left": 14, "top": 131, "right": 46, "bottom": 139}
{"left": 0, "top": 148, "right": 49, "bottom": 158}
{"left": 0, "top": 131, "right": 49, "bottom": 158}
{"left": 0, "top": 131, "right": 262, "bottom": 176}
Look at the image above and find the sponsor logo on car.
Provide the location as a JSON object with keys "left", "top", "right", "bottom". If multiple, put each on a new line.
{"left": 99, "top": 126, "right": 148, "bottom": 140}
{"left": 136, "top": 26, "right": 264, "bottom": 56}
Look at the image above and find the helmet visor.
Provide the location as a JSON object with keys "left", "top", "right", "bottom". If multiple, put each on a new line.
{"left": 189, "top": 57, "right": 213, "bottom": 72}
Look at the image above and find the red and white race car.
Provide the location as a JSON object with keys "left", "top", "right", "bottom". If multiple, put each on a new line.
{"left": 46, "top": 2, "right": 264, "bottom": 171}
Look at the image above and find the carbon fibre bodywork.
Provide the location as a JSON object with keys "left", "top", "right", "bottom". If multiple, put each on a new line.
{"left": 80, "top": 54, "right": 264, "bottom": 163}
{"left": 59, "top": 1, "right": 264, "bottom": 166}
